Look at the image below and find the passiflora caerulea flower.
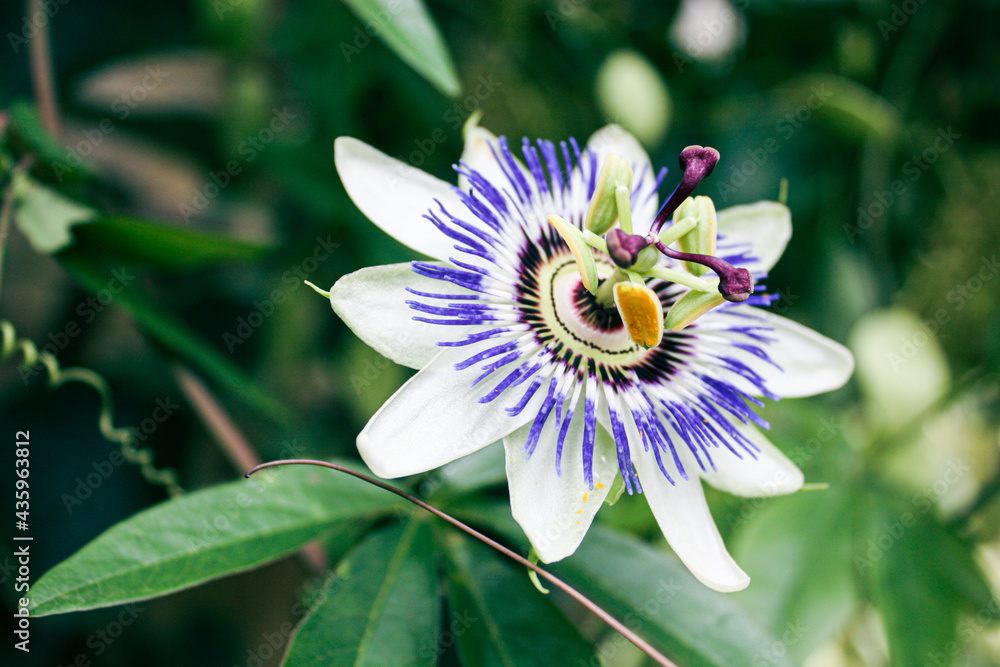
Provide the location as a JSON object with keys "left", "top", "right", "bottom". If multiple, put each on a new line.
{"left": 325, "top": 123, "right": 853, "bottom": 592}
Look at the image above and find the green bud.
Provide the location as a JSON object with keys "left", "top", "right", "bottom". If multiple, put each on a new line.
{"left": 663, "top": 288, "right": 726, "bottom": 331}
{"left": 631, "top": 246, "right": 660, "bottom": 273}
{"left": 674, "top": 195, "right": 718, "bottom": 276}
{"left": 549, "top": 215, "right": 600, "bottom": 293}
{"left": 585, "top": 153, "right": 633, "bottom": 235}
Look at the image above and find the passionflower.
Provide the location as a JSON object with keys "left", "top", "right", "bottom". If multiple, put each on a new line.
{"left": 325, "top": 123, "right": 853, "bottom": 592}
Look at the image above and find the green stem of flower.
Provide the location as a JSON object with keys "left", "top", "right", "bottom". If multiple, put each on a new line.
{"left": 583, "top": 230, "right": 608, "bottom": 254}
{"left": 246, "top": 459, "right": 679, "bottom": 667}
{"left": 651, "top": 216, "right": 697, "bottom": 247}
{"left": 646, "top": 266, "right": 718, "bottom": 292}
{"left": 594, "top": 267, "right": 629, "bottom": 308}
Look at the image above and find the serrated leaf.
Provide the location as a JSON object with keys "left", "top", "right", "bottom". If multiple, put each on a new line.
{"left": 71, "top": 215, "right": 272, "bottom": 268}
{"left": 865, "top": 490, "right": 999, "bottom": 667}
{"left": 29, "top": 463, "right": 405, "bottom": 616}
{"left": 11, "top": 174, "right": 96, "bottom": 253}
{"left": 57, "top": 249, "right": 295, "bottom": 426}
{"left": 732, "top": 488, "right": 858, "bottom": 663}
{"left": 340, "top": 0, "right": 460, "bottom": 97}
{"left": 284, "top": 521, "right": 440, "bottom": 667}
{"left": 443, "top": 532, "right": 596, "bottom": 667}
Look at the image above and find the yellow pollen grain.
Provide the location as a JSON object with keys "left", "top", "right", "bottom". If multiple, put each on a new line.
{"left": 596, "top": 482, "right": 605, "bottom": 489}
{"left": 583, "top": 492, "right": 589, "bottom": 502}
{"left": 575, "top": 509, "right": 582, "bottom": 514}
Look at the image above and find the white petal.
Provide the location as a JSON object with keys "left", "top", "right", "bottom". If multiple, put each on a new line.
{"left": 713, "top": 309, "right": 855, "bottom": 398}
{"left": 715, "top": 201, "right": 792, "bottom": 274}
{"left": 586, "top": 124, "right": 659, "bottom": 232}
{"left": 330, "top": 263, "right": 475, "bottom": 370}
{"left": 505, "top": 400, "right": 618, "bottom": 563}
{"left": 632, "top": 441, "right": 750, "bottom": 592}
{"left": 699, "top": 419, "right": 803, "bottom": 497}
{"left": 334, "top": 137, "right": 462, "bottom": 260}
{"left": 601, "top": 407, "right": 749, "bottom": 592}
{"left": 458, "top": 125, "right": 509, "bottom": 192}
{"left": 358, "top": 345, "right": 544, "bottom": 478}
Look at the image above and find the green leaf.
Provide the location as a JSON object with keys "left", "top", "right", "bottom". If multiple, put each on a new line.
{"left": 784, "top": 74, "right": 904, "bottom": 143}
{"left": 11, "top": 174, "right": 97, "bottom": 253}
{"left": 442, "top": 531, "right": 596, "bottom": 667}
{"left": 71, "top": 216, "right": 272, "bottom": 268}
{"left": 455, "top": 499, "right": 795, "bottom": 667}
{"left": 434, "top": 441, "right": 507, "bottom": 497}
{"left": 7, "top": 101, "right": 94, "bottom": 181}
{"left": 57, "top": 249, "right": 296, "bottom": 426}
{"left": 284, "top": 521, "right": 440, "bottom": 667}
{"left": 554, "top": 525, "right": 798, "bottom": 667}
{"left": 732, "top": 488, "right": 858, "bottom": 663}
{"left": 865, "top": 489, "right": 999, "bottom": 667}
{"left": 29, "top": 463, "right": 405, "bottom": 616}
{"left": 340, "top": 0, "right": 461, "bottom": 97}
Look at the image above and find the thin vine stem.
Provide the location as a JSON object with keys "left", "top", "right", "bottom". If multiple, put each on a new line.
{"left": 2, "top": 319, "right": 182, "bottom": 496}
{"left": 246, "top": 458, "right": 679, "bottom": 667}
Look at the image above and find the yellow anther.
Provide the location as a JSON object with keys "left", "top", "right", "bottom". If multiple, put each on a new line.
{"left": 613, "top": 282, "right": 664, "bottom": 349}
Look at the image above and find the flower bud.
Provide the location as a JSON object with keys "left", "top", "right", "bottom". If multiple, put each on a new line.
{"left": 585, "top": 153, "right": 633, "bottom": 235}
{"left": 674, "top": 195, "right": 718, "bottom": 276}
{"left": 663, "top": 288, "right": 726, "bottom": 331}
{"left": 549, "top": 215, "right": 599, "bottom": 293}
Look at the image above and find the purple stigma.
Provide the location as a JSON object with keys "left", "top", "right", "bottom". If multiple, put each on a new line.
{"left": 651, "top": 146, "right": 720, "bottom": 233}
{"left": 655, "top": 243, "right": 754, "bottom": 302}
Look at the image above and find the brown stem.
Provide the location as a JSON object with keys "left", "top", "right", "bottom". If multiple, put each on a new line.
{"left": 175, "top": 367, "right": 327, "bottom": 575}
{"left": 246, "top": 459, "right": 680, "bottom": 667}
{"left": 27, "top": 0, "right": 62, "bottom": 138}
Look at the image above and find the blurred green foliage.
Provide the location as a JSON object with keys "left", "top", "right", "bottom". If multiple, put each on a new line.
{"left": 2, "top": 0, "right": 1000, "bottom": 665}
